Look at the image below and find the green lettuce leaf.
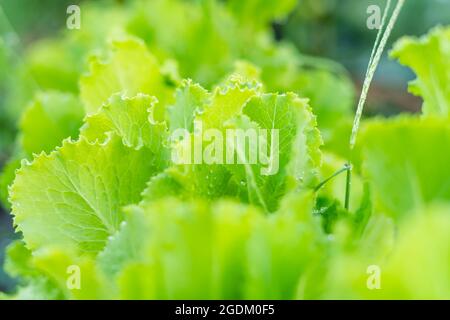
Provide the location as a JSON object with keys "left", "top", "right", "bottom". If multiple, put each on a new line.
{"left": 80, "top": 38, "right": 175, "bottom": 118}
{"left": 1, "top": 91, "right": 84, "bottom": 209}
{"left": 360, "top": 116, "right": 450, "bottom": 219}
{"left": 244, "top": 191, "right": 325, "bottom": 299}
{"left": 10, "top": 135, "right": 160, "bottom": 254}
{"left": 168, "top": 79, "right": 209, "bottom": 133}
{"left": 4, "top": 240, "right": 112, "bottom": 299}
{"left": 81, "top": 93, "right": 167, "bottom": 155}
{"left": 391, "top": 26, "right": 450, "bottom": 117}
{"left": 145, "top": 78, "right": 322, "bottom": 212}
{"left": 323, "top": 205, "right": 450, "bottom": 299}
{"left": 4, "top": 241, "right": 65, "bottom": 300}
{"left": 102, "top": 191, "right": 325, "bottom": 299}
{"left": 20, "top": 91, "right": 84, "bottom": 156}
{"left": 224, "top": 92, "right": 322, "bottom": 211}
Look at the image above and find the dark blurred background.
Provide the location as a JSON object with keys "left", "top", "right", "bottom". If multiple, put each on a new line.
{"left": 0, "top": 0, "right": 449, "bottom": 293}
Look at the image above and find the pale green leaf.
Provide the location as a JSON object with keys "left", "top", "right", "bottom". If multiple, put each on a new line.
{"left": 360, "top": 116, "right": 450, "bottom": 219}
{"left": 112, "top": 194, "right": 324, "bottom": 299}
{"left": 80, "top": 38, "right": 174, "bottom": 119}
{"left": 198, "top": 80, "right": 259, "bottom": 129}
{"left": 10, "top": 135, "right": 159, "bottom": 254}
{"left": 244, "top": 191, "right": 325, "bottom": 299}
{"left": 323, "top": 205, "right": 450, "bottom": 299}
{"left": 391, "top": 26, "right": 450, "bottom": 117}
{"left": 168, "top": 79, "right": 209, "bottom": 133}
{"left": 223, "top": 93, "right": 322, "bottom": 211}
{"left": 81, "top": 93, "right": 167, "bottom": 155}
{"left": 20, "top": 91, "right": 84, "bottom": 156}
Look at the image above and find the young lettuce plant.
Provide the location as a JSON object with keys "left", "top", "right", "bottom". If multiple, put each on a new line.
{"left": 2, "top": 0, "right": 450, "bottom": 300}
{"left": 5, "top": 35, "right": 327, "bottom": 298}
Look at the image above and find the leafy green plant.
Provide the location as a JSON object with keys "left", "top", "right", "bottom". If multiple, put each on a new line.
{"left": 0, "top": 0, "right": 449, "bottom": 299}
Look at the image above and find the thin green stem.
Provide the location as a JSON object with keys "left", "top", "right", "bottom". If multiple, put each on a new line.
{"left": 314, "top": 164, "right": 351, "bottom": 192}
{"left": 344, "top": 163, "right": 352, "bottom": 210}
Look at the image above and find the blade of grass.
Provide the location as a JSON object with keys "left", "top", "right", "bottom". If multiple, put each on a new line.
{"left": 349, "top": 0, "right": 405, "bottom": 149}
{"left": 345, "top": 0, "right": 405, "bottom": 210}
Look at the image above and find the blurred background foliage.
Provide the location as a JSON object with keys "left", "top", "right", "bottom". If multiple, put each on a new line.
{"left": 286, "top": 0, "right": 450, "bottom": 115}
{"left": 0, "top": 0, "right": 449, "bottom": 294}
